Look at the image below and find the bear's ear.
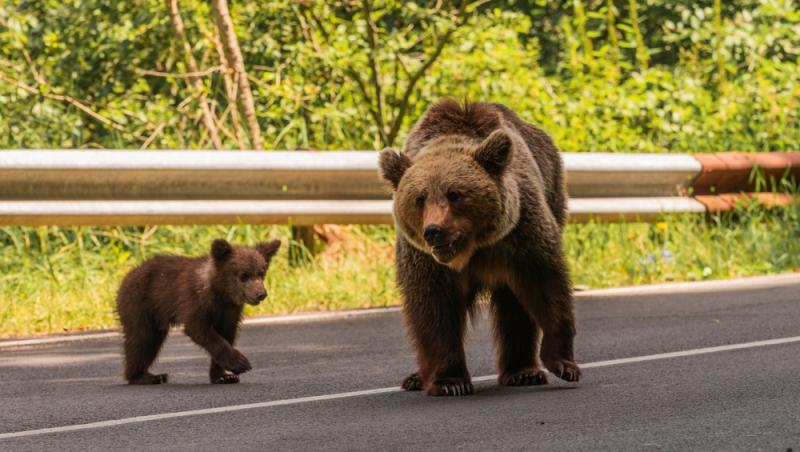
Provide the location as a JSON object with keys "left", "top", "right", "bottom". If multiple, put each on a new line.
{"left": 211, "top": 239, "right": 233, "bottom": 263}
{"left": 378, "top": 148, "right": 411, "bottom": 190}
{"left": 474, "top": 129, "right": 512, "bottom": 177}
{"left": 256, "top": 239, "right": 281, "bottom": 261}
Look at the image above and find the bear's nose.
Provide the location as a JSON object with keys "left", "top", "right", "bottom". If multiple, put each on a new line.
{"left": 257, "top": 292, "right": 267, "bottom": 302}
{"left": 423, "top": 224, "right": 444, "bottom": 245}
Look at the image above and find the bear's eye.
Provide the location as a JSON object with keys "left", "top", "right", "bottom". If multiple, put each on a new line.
{"left": 257, "top": 271, "right": 265, "bottom": 279}
{"left": 446, "top": 191, "right": 461, "bottom": 203}
{"left": 239, "top": 273, "right": 249, "bottom": 282}
{"left": 415, "top": 194, "right": 426, "bottom": 208}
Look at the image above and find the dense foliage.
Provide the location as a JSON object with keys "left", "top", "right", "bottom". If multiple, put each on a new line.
{"left": 2, "top": 0, "right": 799, "bottom": 152}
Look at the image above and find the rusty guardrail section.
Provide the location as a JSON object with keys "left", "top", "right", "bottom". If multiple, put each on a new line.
{"left": 0, "top": 150, "right": 797, "bottom": 225}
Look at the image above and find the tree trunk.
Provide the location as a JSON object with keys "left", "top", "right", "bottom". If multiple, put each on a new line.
{"left": 210, "top": 32, "right": 247, "bottom": 150}
{"left": 210, "top": 0, "right": 262, "bottom": 150}
{"left": 164, "top": 0, "right": 222, "bottom": 149}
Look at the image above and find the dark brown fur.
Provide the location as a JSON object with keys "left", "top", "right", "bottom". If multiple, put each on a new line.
{"left": 379, "top": 100, "right": 579, "bottom": 396}
{"left": 116, "top": 239, "right": 280, "bottom": 385}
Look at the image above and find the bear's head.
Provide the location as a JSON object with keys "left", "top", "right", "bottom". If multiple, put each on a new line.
{"left": 209, "top": 239, "right": 281, "bottom": 306}
{"left": 379, "top": 129, "right": 521, "bottom": 270}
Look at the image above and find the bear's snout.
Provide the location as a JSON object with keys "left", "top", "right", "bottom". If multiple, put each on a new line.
{"left": 423, "top": 224, "right": 446, "bottom": 246}
{"left": 249, "top": 289, "right": 267, "bottom": 305}
{"left": 244, "top": 283, "right": 268, "bottom": 306}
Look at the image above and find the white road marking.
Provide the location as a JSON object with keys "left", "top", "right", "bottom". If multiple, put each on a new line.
{"left": 473, "top": 335, "right": 800, "bottom": 381}
{"left": 2, "top": 335, "right": 799, "bottom": 440}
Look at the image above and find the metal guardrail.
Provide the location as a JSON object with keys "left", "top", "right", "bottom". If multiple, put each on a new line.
{"left": 0, "top": 150, "right": 700, "bottom": 200}
{"left": 0, "top": 150, "right": 792, "bottom": 226}
{"left": 0, "top": 198, "right": 708, "bottom": 226}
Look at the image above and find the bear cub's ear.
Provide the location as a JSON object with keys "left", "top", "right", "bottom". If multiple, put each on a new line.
{"left": 256, "top": 239, "right": 281, "bottom": 262}
{"left": 474, "top": 129, "right": 512, "bottom": 177}
{"left": 211, "top": 239, "right": 233, "bottom": 262}
{"left": 378, "top": 148, "right": 411, "bottom": 190}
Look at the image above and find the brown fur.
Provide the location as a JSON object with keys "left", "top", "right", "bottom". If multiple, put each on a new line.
{"left": 115, "top": 239, "right": 281, "bottom": 385}
{"left": 379, "top": 99, "right": 579, "bottom": 396}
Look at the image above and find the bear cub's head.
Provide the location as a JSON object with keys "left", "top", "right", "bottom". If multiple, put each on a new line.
{"left": 209, "top": 239, "right": 281, "bottom": 306}
{"left": 379, "top": 130, "right": 517, "bottom": 270}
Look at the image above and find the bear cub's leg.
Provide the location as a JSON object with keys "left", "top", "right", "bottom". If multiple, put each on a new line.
{"left": 183, "top": 321, "right": 252, "bottom": 379}
{"left": 208, "top": 310, "right": 244, "bottom": 384}
{"left": 122, "top": 320, "right": 169, "bottom": 385}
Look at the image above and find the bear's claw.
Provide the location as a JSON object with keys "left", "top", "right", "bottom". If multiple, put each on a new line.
{"left": 427, "top": 378, "right": 474, "bottom": 396}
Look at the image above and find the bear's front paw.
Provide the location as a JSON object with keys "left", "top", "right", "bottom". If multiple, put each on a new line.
{"left": 224, "top": 349, "right": 252, "bottom": 375}
{"left": 499, "top": 368, "right": 548, "bottom": 386}
{"left": 543, "top": 358, "right": 581, "bottom": 382}
{"left": 426, "top": 377, "right": 474, "bottom": 396}
{"left": 401, "top": 372, "right": 423, "bottom": 391}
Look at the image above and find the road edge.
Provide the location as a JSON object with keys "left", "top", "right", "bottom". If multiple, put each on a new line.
{"left": 2, "top": 272, "right": 798, "bottom": 349}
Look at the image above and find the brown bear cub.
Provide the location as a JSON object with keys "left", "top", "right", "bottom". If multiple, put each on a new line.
{"left": 379, "top": 99, "right": 580, "bottom": 396}
{"left": 116, "top": 239, "right": 281, "bottom": 385}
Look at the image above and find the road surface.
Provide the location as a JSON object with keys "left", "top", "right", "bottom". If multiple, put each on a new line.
{"left": 1, "top": 274, "right": 799, "bottom": 451}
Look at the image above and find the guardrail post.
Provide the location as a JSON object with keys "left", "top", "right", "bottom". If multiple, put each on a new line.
{"left": 289, "top": 225, "right": 316, "bottom": 266}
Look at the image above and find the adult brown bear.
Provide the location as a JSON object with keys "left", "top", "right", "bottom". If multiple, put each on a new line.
{"left": 379, "top": 100, "right": 580, "bottom": 396}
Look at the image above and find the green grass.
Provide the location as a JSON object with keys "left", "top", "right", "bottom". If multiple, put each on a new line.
{"left": 1, "top": 204, "right": 799, "bottom": 338}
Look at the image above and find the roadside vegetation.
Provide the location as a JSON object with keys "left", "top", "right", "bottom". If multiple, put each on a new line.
{"left": 1, "top": 1, "right": 799, "bottom": 336}
{"left": 2, "top": 203, "right": 799, "bottom": 337}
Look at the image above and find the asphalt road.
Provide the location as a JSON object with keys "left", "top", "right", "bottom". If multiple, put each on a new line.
{"left": 1, "top": 275, "right": 799, "bottom": 451}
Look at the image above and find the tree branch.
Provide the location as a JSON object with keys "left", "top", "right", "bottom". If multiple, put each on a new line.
{"left": 211, "top": 0, "right": 263, "bottom": 150}
{"left": 386, "top": 3, "right": 471, "bottom": 146}
{"left": 200, "top": 19, "right": 247, "bottom": 150}
{"left": 345, "top": 68, "right": 385, "bottom": 139}
{"left": 164, "top": 0, "right": 223, "bottom": 149}
{"left": 361, "top": 0, "right": 388, "bottom": 146}
{"left": 0, "top": 72, "right": 145, "bottom": 141}
{"left": 135, "top": 66, "right": 223, "bottom": 79}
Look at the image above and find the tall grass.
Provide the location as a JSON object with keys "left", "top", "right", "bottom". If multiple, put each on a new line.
{"left": 2, "top": 204, "right": 798, "bottom": 338}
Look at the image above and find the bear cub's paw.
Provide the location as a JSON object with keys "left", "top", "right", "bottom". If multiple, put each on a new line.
{"left": 222, "top": 349, "right": 252, "bottom": 375}
{"left": 212, "top": 373, "right": 241, "bottom": 384}
{"left": 129, "top": 373, "right": 168, "bottom": 385}
{"left": 499, "top": 368, "right": 549, "bottom": 386}
{"left": 426, "top": 377, "right": 474, "bottom": 396}
{"left": 401, "top": 372, "right": 423, "bottom": 391}
{"left": 543, "top": 358, "right": 581, "bottom": 382}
